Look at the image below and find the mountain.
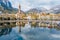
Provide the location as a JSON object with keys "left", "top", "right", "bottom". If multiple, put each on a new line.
{"left": 0, "top": 0, "right": 25, "bottom": 14}
{"left": 0, "top": 0, "right": 12, "bottom": 10}
{"left": 50, "top": 5, "right": 60, "bottom": 14}
{"left": 26, "top": 7, "right": 48, "bottom": 13}
{"left": 0, "top": 5, "right": 25, "bottom": 14}
{"left": 0, "top": 0, "right": 17, "bottom": 14}
{"left": 26, "top": 5, "right": 60, "bottom": 14}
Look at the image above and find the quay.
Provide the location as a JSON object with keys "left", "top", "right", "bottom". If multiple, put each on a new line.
{"left": 0, "top": 20, "right": 59, "bottom": 22}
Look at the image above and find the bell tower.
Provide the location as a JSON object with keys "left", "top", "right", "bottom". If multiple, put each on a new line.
{"left": 18, "top": 4, "right": 21, "bottom": 14}
{"left": 16, "top": 4, "right": 21, "bottom": 24}
{"left": 16, "top": 4, "right": 21, "bottom": 18}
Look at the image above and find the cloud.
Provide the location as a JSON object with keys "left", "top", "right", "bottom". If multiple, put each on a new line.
{"left": 9, "top": 0, "right": 19, "bottom": 8}
{"left": 9, "top": 0, "right": 60, "bottom": 11}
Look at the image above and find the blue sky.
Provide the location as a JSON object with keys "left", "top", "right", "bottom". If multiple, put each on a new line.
{"left": 9, "top": 0, "right": 60, "bottom": 11}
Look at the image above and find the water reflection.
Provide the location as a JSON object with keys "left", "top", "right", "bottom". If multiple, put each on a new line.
{"left": 0, "top": 22, "right": 60, "bottom": 40}
{"left": 0, "top": 27, "right": 12, "bottom": 37}
{"left": 0, "top": 22, "right": 16, "bottom": 37}
{"left": 0, "top": 21, "right": 60, "bottom": 31}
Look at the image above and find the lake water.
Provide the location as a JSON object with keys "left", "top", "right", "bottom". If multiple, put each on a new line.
{"left": 0, "top": 23, "right": 60, "bottom": 40}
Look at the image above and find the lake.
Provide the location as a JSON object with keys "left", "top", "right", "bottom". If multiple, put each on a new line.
{"left": 0, "top": 22, "right": 60, "bottom": 40}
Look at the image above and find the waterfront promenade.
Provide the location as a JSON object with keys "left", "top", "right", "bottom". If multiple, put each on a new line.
{"left": 0, "top": 20, "right": 59, "bottom": 22}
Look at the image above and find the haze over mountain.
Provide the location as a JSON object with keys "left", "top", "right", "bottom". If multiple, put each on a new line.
{"left": 50, "top": 5, "right": 60, "bottom": 14}
{"left": 26, "top": 5, "right": 60, "bottom": 14}
{"left": 26, "top": 7, "right": 48, "bottom": 13}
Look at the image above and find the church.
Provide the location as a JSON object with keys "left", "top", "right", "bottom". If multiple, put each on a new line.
{"left": 16, "top": 4, "right": 26, "bottom": 20}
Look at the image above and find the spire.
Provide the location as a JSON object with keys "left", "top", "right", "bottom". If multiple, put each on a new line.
{"left": 19, "top": 4, "right": 21, "bottom": 9}
{"left": 18, "top": 4, "right": 21, "bottom": 13}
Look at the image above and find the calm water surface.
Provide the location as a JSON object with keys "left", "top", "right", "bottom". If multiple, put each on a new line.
{"left": 0, "top": 23, "right": 60, "bottom": 40}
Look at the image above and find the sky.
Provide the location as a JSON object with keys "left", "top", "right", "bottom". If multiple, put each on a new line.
{"left": 9, "top": 0, "right": 60, "bottom": 11}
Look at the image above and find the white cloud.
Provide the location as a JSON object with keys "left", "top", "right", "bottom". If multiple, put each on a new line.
{"left": 41, "top": 5, "right": 51, "bottom": 10}
{"left": 20, "top": 1, "right": 33, "bottom": 11}
{"left": 9, "top": 0, "right": 19, "bottom": 8}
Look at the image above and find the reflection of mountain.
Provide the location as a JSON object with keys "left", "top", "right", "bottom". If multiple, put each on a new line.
{"left": 26, "top": 7, "right": 47, "bottom": 13}
{"left": 0, "top": 28, "right": 12, "bottom": 36}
